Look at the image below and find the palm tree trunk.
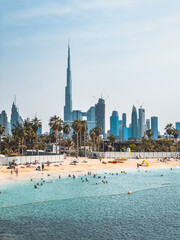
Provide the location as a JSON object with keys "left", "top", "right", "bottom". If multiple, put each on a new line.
{"left": 0, "top": 135, "right": 1, "bottom": 152}
{"left": 59, "top": 132, "right": 61, "bottom": 154}
{"left": 98, "top": 136, "right": 99, "bottom": 152}
{"left": 76, "top": 132, "right": 79, "bottom": 157}
{"left": 84, "top": 132, "right": 86, "bottom": 157}
{"left": 56, "top": 131, "right": 58, "bottom": 154}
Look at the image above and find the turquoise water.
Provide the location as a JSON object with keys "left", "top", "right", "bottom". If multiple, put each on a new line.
{"left": 0, "top": 168, "right": 180, "bottom": 240}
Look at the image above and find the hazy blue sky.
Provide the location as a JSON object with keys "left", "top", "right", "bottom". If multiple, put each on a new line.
{"left": 0, "top": 0, "right": 180, "bottom": 133}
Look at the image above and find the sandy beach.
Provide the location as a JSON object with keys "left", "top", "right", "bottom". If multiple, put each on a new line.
{"left": 0, "top": 157, "right": 180, "bottom": 184}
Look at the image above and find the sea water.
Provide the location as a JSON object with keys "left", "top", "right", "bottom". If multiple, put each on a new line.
{"left": 0, "top": 168, "right": 180, "bottom": 240}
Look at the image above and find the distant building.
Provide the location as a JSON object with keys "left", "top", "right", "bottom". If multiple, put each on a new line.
{"left": 110, "top": 110, "right": 119, "bottom": 139}
{"left": 119, "top": 120, "right": 123, "bottom": 140}
{"left": 95, "top": 98, "right": 105, "bottom": 137}
{"left": 151, "top": 116, "right": 158, "bottom": 139}
{"left": 72, "top": 110, "right": 83, "bottom": 121}
{"left": 86, "top": 106, "right": 95, "bottom": 122}
{"left": 64, "top": 43, "right": 72, "bottom": 121}
{"left": 122, "top": 113, "right": 126, "bottom": 140}
{"left": 131, "top": 105, "right": 138, "bottom": 138}
{"left": 138, "top": 108, "right": 145, "bottom": 138}
{"left": 0, "top": 110, "right": 9, "bottom": 135}
{"left": 175, "top": 122, "right": 180, "bottom": 138}
{"left": 37, "top": 127, "right": 42, "bottom": 136}
{"left": 145, "top": 119, "right": 150, "bottom": 131}
{"left": 123, "top": 127, "right": 130, "bottom": 141}
{"left": 10, "top": 102, "right": 23, "bottom": 131}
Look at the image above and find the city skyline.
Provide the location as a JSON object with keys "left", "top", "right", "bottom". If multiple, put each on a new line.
{"left": 1, "top": 0, "right": 180, "bottom": 133}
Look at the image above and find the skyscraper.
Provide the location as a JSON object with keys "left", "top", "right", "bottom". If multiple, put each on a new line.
{"left": 151, "top": 116, "right": 158, "bottom": 139}
{"left": 131, "top": 105, "right": 138, "bottom": 138}
{"left": 122, "top": 113, "right": 126, "bottom": 128}
{"left": 95, "top": 98, "right": 105, "bottom": 137}
{"left": 64, "top": 43, "right": 72, "bottom": 121}
{"left": 10, "top": 101, "right": 23, "bottom": 131}
{"left": 119, "top": 120, "right": 123, "bottom": 140}
{"left": 122, "top": 113, "right": 126, "bottom": 140}
{"left": 175, "top": 122, "right": 180, "bottom": 138}
{"left": 145, "top": 119, "right": 150, "bottom": 131}
{"left": 110, "top": 110, "right": 119, "bottom": 138}
{"left": 0, "top": 110, "right": 9, "bottom": 135}
{"left": 138, "top": 108, "right": 145, "bottom": 138}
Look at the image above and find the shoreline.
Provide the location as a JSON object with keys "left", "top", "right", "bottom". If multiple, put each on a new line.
{"left": 0, "top": 157, "right": 180, "bottom": 185}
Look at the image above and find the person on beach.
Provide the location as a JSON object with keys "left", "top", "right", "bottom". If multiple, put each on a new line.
{"left": 42, "top": 164, "right": 44, "bottom": 171}
{"left": 15, "top": 168, "right": 18, "bottom": 176}
{"left": 11, "top": 170, "right": 13, "bottom": 175}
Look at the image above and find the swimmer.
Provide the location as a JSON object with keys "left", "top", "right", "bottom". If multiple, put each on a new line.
{"left": 43, "top": 180, "right": 45, "bottom": 183}
{"left": 69, "top": 174, "right": 71, "bottom": 177}
{"left": 34, "top": 185, "right": 37, "bottom": 189}
{"left": 104, "top": 176, "right": 106, "bottom": 179}
{"left": 59, "top": 175, "right": 61, "bottom": 179}
{"left": 41, "top": 183, "right": 43, "bottom": 186}
{"left": 37, "top": 183, "right": 39, "bottom": 186}
{"left": 30, "top": 179, "right": 32, "bottom": 181}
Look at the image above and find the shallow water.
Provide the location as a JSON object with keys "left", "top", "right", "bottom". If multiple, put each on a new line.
{"left": 0, "top": 168, "right": 180, "bottom": 240}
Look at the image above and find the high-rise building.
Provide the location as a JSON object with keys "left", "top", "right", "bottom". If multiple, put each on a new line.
{"left": 122, "top": 113, "right": 126, "bottom": 128}
{"left": 145, "top": 119, "right": 150, "bottom": 131}
{"left": 151, "top": 116, "right": 158, "bottom": 139}
{"left": 72, "top": 110, "right": 83, "bottom": 121}
{"left": 122, "top": 113, "right": 126, "bottom": 140}
{"left": 138, "top": 108, "right": 145, "bottom": 138}
{"left": 119, "top": 120, "right": 123, "bottom": 140}
{"left": 0, "top": 110, "right": 9, "bottom": 135}
{"left": 64, "top": 43, "right": 72, "bottom": 121}
{"left": 95, "top": 98, "right": 105, "bottom": 137}
{"left": 86, "top": 107, "right": 95, "bottom": 122}
{"left": 131, "top": 105, "right": 138, "bottom": 138}
{"left": 110, "top": 110, "right": 119, "bottom": 139}
{"left": 175, "top": 122, "right": 180, "bottom": 138}
{"left": 10, "top": 101, "right": 23, "bottom": 131}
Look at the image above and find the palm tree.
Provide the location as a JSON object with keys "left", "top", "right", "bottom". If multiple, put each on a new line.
{"left": 81, "top": 120, "right": 88, "bottom": 156}
{"left": 57, "top": 118, "right": 63, "bottom": 154}
{"left": 49, "top": 115, "right": 60, "bottom": 154}
{"left": 0, "top": 124, "right": 5, "bottom": 153}
{"left": 32, "top": 117, "right": 42, "bottom": 141}
{"left": 172, "top": 128, "right": 179, "bottom": 152}
{"left": 165, "top": 123, "right": 174, "bottom": 151}
{"left": 63, "top": 124, "right": 71, "bottom": 138}
{"left": 107, "top": 134, "right": 116, "bottom": 151}
{"left": 94, "top": 126, "right": 102, "bottom": 152}
{"left": 90, "top": 128, "right": 96, "bottom": 151}
{"left": 72, "top": 119, "right": 82, "bottom": 157}
{"left": 145, "top": 129, "right": 153, "bottom": 140}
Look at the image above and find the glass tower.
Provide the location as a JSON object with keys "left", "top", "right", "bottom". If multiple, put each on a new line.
{"left": 151, "top": 116, "right": 158, "bottom": 139}
{"left": 64, "top": 43, "right": 72, "bottom": 121}
{"left": 138, "top": 108, "right": 145, "bottom": 138}
{"left": 10, "top": 102, "right": 23, "bottom": 131}
{"left": 95, "top": 98, "right": 105, "bottom": 137}
{"left": 110, "top": 110, "right": 119, "bottom": 139}
{"left": 131, "top": 105, "right": 138, "bottom": 138}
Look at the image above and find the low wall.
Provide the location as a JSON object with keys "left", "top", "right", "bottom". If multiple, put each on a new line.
{"left": 0, "top": 154, "right": 64, "bottom": 166}
{"left": 104, "top": 152, "right": 180, "bottom": 159}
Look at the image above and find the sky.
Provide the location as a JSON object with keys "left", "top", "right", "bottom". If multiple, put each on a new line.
{"left": 0, "top": 0, "right": 180, "bottom": 134}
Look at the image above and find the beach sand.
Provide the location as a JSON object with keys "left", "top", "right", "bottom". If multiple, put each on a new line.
{"left": 0, "top": 157, "right": 179, "bottom": 184}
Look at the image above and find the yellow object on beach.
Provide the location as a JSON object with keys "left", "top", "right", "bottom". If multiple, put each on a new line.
{"left": 141, "top": 160, "right": 149, "bottom": 167}
{"left": 115, "top": 158, "right": 127, "bottom": 161}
